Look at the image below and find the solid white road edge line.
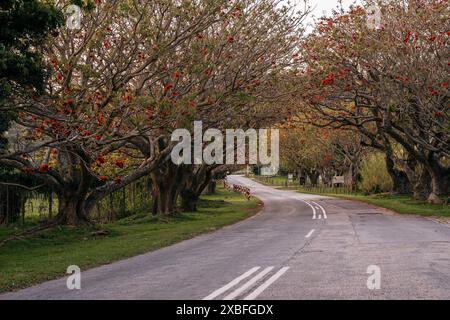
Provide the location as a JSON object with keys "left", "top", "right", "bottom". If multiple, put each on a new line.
{"left": 311, "top": 201, "right": 327, "bottom": 219}
{"left": 203, "top": 267, "right": 261, "bottom": 300}
{"left": 305, "top": 229, "right": 315, "bottom": 238}
{"left": 223, "top": 267, "right": 274, "bottom": 300}
{"left": 244, "top": 267, "right": 290, "bottom": 300}
{"left": 295, "top": 198, "right": 317, "bottom": 219}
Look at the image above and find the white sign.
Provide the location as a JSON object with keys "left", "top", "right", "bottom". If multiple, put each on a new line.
{"left": 332, "top": 176, "right": 345, "bottom": 184}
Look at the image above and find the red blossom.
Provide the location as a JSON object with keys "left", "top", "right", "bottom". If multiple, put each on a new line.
{"left": 429, "top": 87, "right": 438, "bottom": 95}
{"left": 322, "top": 73, "right": 335, "bottom": 86}
{"left": 164, "top": 83, "right": 174, "bottom": 92}
{"left": 404, "top": 31, "right": 411, "bottom": 43}
{"left": 39, "top": 164, "right": 50, "bottom": 173}
{"left": 434, "top": 111, "right": 444, "bottom": 118}
{"left": 123, "top": 94, "right": 133, "bottom": 103}
{"left": 97, "top": 156, "right": 106, "bottom": 164}
{"left": 115, "top": 160, "right": 125, "bottom": 168}
{"left": 173, "top": 71, "right": 182, "bottom": 79}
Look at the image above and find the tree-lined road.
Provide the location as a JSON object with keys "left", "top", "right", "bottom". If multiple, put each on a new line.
{"left": 1, "top": 176, "right": 449, "bottom": 300}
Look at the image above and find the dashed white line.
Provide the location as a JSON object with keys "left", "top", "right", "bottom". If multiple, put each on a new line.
{"left": 223, "top": 267, "right": 274, "bottom": 300}
{"left": 305, "top": 229, "right": 315, "bottom": 238}
{"left": 244, "top": 267, "right": 290, "bottom": 300}
{"left": 203, "top": 267, "right": 260, "bottom": 300}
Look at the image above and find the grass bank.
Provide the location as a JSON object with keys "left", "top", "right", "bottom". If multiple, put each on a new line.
{"left": 252, "top": 175, "right": 449, "bottom": 218}
{"left": 0, "top": 187, "right": 261, "bottom": 293}
{"left": 316, "top": 193, "right": 450, "bottom": 217}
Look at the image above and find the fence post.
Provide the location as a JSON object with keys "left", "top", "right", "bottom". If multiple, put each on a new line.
{"left": 22, "top": 197, "right": 25, "bottom": 227}
{"left": 48, "top": 193, "right": 53, "bottom": 220}
{"left": 6, "top": 185, "right": 9, "bottom": 226}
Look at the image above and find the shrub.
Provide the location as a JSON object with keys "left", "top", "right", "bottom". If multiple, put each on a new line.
{"left": 359, "top": 153, "right": 393, "bottom": 194}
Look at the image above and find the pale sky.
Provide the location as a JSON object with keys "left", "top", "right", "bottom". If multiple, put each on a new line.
{"left": 294, "top": 0, "right": 362, "bottom": 32}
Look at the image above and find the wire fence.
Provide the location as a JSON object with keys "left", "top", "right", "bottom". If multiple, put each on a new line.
{"left": 253, "top": 175, "right": 358, "bottom": 196}
{"left": 0, "top": 176, "right": 153, "bottom": 226}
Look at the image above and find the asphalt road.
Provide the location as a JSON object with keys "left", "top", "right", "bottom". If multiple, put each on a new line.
{"left": 1, "top": 175, "right": 450, "bottom": 300}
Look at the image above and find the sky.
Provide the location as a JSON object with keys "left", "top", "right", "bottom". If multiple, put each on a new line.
{"left": 296, "top": 0, "right": 362, "bottom": 31}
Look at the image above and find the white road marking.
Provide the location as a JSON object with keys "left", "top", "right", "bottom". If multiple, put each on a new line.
{"left": 311, "top": 201, "right": 327, "bottom": 219}
{"left": 203, "top": 267, "right": 261, "bottom": 300}
{"left": 244, "top": 267, "right": 290, "bottom": 300}
{"left": 318, "top": 214, "right": 322, "bottom": 220}
{"left": 223, "top": 267, "right": 274, "bottom": 300}
{"left": 305, "top": 229, "right": 315, "bottom": 238}
{"left": 296, "top": 199, "right": 317, "bottom": 219}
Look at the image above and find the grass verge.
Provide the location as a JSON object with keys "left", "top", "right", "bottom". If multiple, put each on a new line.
{"left": 252, "top": 176, "right": 449, "bottom": 218}
{"left": 309, "top": 193, "right": 450, "bottom": 217}
{"left": 0, "top": 187, "right": 261, "bottom": 293}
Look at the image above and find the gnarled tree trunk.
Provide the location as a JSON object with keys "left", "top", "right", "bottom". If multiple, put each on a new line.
{"left": 180, "top": 165, "right": 217, "bottom": 212}
{"left": 56, "top": 190, "right": 90, "bottom": 225}
{"left": 426, "top": 164, "right": 450, "bottom": 204}
{"left": 385, "top": 153, "right": 412, "bottom": 194}
{"left": 150, "top": 163, "right": 189, "bottom": 215}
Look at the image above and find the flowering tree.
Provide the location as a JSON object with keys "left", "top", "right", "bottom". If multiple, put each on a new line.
{"left": 0, "top": 0, "right": 310, "bottom": 223}
{"left": 298, "top": 0, "right": 449, "bottom": 202}
{"left": 280, "top": 125, "right": 363, "bottom": 188}
{"left": 0, "top": 0, "right": 235, "bottom": 224}
{"left": 146, "top": 0, "right": 308, "bottom": 214}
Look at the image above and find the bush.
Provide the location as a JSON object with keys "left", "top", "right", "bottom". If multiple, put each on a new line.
{"left": 359, "top": 153, "right": 393, "bottom": 194}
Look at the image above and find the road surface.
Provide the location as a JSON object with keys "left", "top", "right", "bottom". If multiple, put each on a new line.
{"left": 1, "top": 176, "right": 450, "bottom": 300}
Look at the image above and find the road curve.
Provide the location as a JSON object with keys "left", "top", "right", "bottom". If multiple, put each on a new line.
{"left": 1, "top": 176, "right": 450, "bottom": 300}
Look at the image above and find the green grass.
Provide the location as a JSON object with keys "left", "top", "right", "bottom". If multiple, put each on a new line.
{"left": 252, "top": 175, "right": 449, "bottom": 218}
{"left": 254, "top": 175, "right": 290, "bottom": 186}
{"left": 0, "top": 187, "right": 261, "bottom": 293}
{"left": 318, "top": 193, "right": 450, "bottom": 217}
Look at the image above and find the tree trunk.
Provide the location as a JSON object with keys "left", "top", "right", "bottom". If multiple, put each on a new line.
{"left": 179, "top": 165, "right": 216, "bottom": 213}
{"left": 307, "top": 170, "right": 320, "bottom": 186}
{"left": 412, "top": 167, "right": 431, "bottom": 200}
{"left": 297, "top": 169, "right": 307, "bottom": 186}
{"left": 151, "top": 178, "right": 173, "bottom": 215}
{"left": 348, "top": 162, "right": 359, "bottom": 191}
{"left": 396, "top": 159, "right": 430, "bottom": 200}
{"left": 385, "top": 154, "right": 412, "bottom": 194}
{"left": 180, "top": 188, "right": 199, "bottom": 212}
{"left": 55, "top": 191, "right": 89, "bottom": 225}
{"left": 203, "top": 180, "right": 216, "bottom": 195}
{"left": 150, "top": 163, "right": 187, "bottom": 215}
{"left": 426, "top": 166, "right": 450, "bottom": 204}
